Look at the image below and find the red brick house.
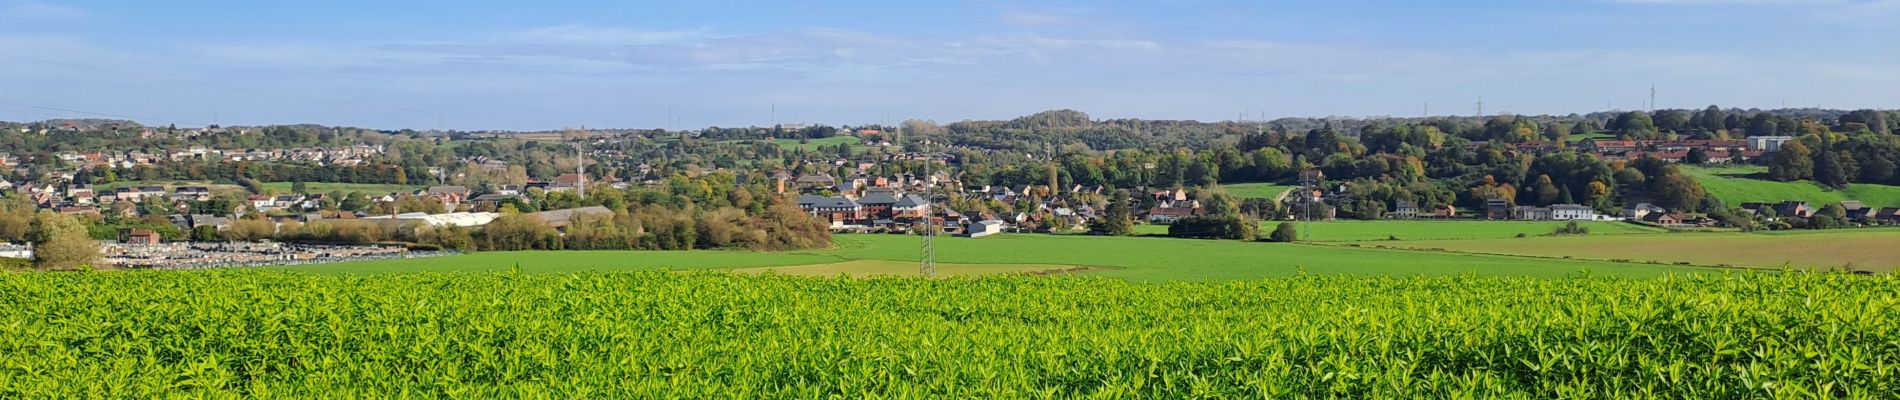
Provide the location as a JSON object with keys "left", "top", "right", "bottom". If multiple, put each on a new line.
{"left": 120, "top": 229, "right": 161, "bottom": 245}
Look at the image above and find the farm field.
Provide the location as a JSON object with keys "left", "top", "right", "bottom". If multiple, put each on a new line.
{"left": 1, "top": 271, "right": 1892, "bottom": 397}
{"left": 1380, "top": 228, "right": 1900, "bottom": 272}
{"left": 1133, "top": 220, "right": 1663, "bottom": 241}
{"left": 723, "top": 136, "right": 870, "bottom": 153}
{"left": 1685, "top": 165, "right": 1900, "bottom": 207}
{"left": 259, "top": 181, "right": 426, "bottom": 194}
{"left": 1221, "top": 182, "right": 1295, "bottom": 199}
{"left": 729, "top": 260, "right": 1078, "bottom": 277}
{"left": 309, "top": 233, "right": 1708, "bottom": 280}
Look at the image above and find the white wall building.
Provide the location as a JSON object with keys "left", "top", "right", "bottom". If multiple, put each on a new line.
{"left": 1550, "top": 204, "right": 1598, "bottom": 221}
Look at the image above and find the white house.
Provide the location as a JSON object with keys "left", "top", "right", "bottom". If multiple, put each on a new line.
{"left": 967, "top": 220, "right": 1005, "bottom": 238}
{"left": 1747, "top": 136, "right": 1795, "bottom": 153}
{"left": 1550, "top": 204, "right": 1598, "bottom": 220}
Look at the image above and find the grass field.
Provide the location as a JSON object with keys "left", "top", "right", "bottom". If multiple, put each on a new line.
{"left": 95, "top": 180, "right": 246, "bottom": 194}
{"left": 5, "top": 271, "right": 1893, "bottom": 397}
{"left": 1222, "top": 182, "right": 1295, "bottom": 199}
{"left": 1567, "top": 132, "right": 1615, "bottom": 142}
{"left": 729, "top": 260, "right": 1078, "bottom": 277}
{"left": 307, "top": 233, "right": 1708, "bottom": 281}
{"left": 1381, "top": 228, "right": 1900, "bottom": 272}
{"left": 1134, "top": 220, "right": 1664, "bottom": 241}
{"left": 259, "top": 182, "right": 426, "bottom": 195}
{"left": 723, "top": 136, "right": 870, "bottom": 153}
{"left": 1686, "top": 165, "right": 1900, "bottom": 208}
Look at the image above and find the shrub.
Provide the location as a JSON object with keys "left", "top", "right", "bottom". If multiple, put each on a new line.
{"left": 1269, "top": 222, "right": 1299, "bottom": 243}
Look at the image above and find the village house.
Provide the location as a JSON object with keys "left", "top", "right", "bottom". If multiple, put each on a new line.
{"left": 798, "top": 195, "right": 864, "bottom": 226}
{"left": 172, "top": 186, "right": 213, "bottom": 202}
{"left": 1773, "top": 201, "right": 1814, "bottom": 219}
{"left": 549, "top": 173, "right": 587, "bottom": 193}
{"left": 120, "top": 229, "right": 162, "bottom": 245}
{"left": 1641, "top": 212, "right": 1685, "bottom": 226}
{"left": 1623, "top": 203, "right": 1665, "bottom": 220}
{"left": 794, "top": 174, "right": 837, "bottom": 191}
{"left": 1873, "top": 208, "right": 1900, "bottom": 224}
{"left": 1550, "top": 204, "right": 1597, "bottom": 220}
{"left": 1838, "top": 200, "right": 1874, "bottom": 222}
{"left": 1146, "top": 189, "right": 1203, "bottom": 223}
{"left": 1511, "top": 206, "right": 1551, "bottom": 221}
{"left": 426, "top": 185, "right": 471, "bottom": 208}
{"left": 967, "top": 220, "right": 1005, "bottom": 238}
{"left": 892, "top": 195, "right": 931, "bottom": 219}
{"left": 1747, "top": 136, "right": 1795, "bottom": 153}
{"left": 1391, "top": 201, "right": 1422, "bottom": 219}
{"left": 1484, "top": 198, "right": 1512, "bottom": 220}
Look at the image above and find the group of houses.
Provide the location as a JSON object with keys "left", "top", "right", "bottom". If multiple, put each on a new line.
{"left": 1579, "top": 138, "right": 1782, "bottom": 163}
{"left": 49, "top": 145, "right": 386, "bottom": 169}
{"left": 1481, "top": 200, "right": 1605, "bottom": 221}
{"left": 1740, "top": 200, "right": 1900, "bottom": 224}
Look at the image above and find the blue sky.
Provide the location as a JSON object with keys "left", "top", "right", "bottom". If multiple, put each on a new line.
{"left": 1, "top": 0, "right": 1895, "bottom": 130}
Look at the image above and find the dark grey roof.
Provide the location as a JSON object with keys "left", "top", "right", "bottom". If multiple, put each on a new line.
{"left": 893, "top": 195, "right": 928, "bottom": 208}
{"left": 812, "top": 196, "right": 859, "bottom": 209}
{"left": 858, "top": 192, "right": 899, "bottom": 205}
{"left": 796, "top": 194, "right": 827, "bottom": 205}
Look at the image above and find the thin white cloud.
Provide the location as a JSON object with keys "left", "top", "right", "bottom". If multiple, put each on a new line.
{"left": 0, "top": 0, "right": 82, "bottom": 19}
{"left": 502, "top": 25, "right": 714, "bottom": 45}
{"left": 997, "top": 10, "right": 1076, "bottom": 27}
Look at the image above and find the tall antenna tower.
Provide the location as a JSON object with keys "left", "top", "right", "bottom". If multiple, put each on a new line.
{"left": 1648, "top": 84, "right": 1657, "bottom": 112}
{"left": 1476, "top": 97, "right": 1485, "bottom": 117}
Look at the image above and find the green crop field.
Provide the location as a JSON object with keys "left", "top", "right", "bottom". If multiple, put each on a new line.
{"left": 308, "top": 233, "right": 1706, "bottom": 280}
{"left": 1221, "top": 182, "right": 1295, "bottom": 199}
{"left": 259, "top": 182, "right": 427, "bottom": 195}
{"left": 1380, "top": 228, "right": 1900, "bottom": 272}
{"left": 2, "top": 271, "right": 1893, "bottom": 397}
{"left": 1685, "top": 165, "right": 1900, "bottom": 208}
{"left": 730, "top": 260, "right": 1078, "bottom": 277}
{"left": 1135, "top": 220, "right": 1663, "bottom": 241}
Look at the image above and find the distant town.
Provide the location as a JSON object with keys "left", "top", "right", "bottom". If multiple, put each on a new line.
{"left": 2, "top": 107, "right": 1897, "bottom": 270}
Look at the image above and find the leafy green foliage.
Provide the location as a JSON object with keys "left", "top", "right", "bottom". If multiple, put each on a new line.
{"left": 1269, "top": 222, "right": 1299, "bottom": 242}
{"left": 0, "top": 271, "right": 1894, "bottom": 397}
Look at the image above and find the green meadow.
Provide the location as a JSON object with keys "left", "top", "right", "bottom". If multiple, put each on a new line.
{"left": 301, "top": 233, "right": 1707, "bottom": 281}
{"left": 1221, "top": 182, "right": 1296, "bottom": 199}
{"left": 1685, "top": 165, "right": 1900, "bottom": 207}
{"left": 1382, "top": 228, "right": 1900, "bottom": 273}
{"left": 721, "top": 136, "right": 872, "bottom": 153}
{"left": 1135, "top": 220, "right": 1663, "bottom": 241}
